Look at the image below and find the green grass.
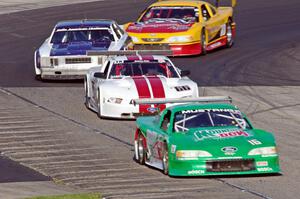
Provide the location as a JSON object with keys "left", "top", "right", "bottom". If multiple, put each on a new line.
{"left": 26, "top": 193, "right": 101, "bottom": 199}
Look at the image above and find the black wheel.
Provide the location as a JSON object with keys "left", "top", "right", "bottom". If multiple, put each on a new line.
{"left": 97, "top": 90, "right": 102, "bottom": 118}
{"left": 134, "top": 132, "right": 146, "bottom": 165}
{"left": 201, "top": 30, "right": 207, "bottom": 55}
{"left": 226, "top": 20, "right": 234, "bottom": 48}
{"left": 35, "top": 75, "right": 42, "bottom": 81}
{"left": 84, "top": 77, "right": 89, "bottom": 108}
{"left": 162, "top": 142, "right": 169, "bottom": 175}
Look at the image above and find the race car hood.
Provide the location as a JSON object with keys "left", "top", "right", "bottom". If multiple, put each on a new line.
{"left": 50, "top": 41, "right": 111, "bottom": 56}
{"left": 170, "top": 127, "right": 276, "bottom": 157}
{"left": 126, "top": 20, "right": 194, "bottom": 33}
{"left": 101, "top": 76, "right": 197, "bottom": 100}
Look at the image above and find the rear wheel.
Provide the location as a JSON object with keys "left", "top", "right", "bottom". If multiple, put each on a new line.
{"left": 201, "top": 30, "right": 207, "bottom": 55}
{"left": 162, "top": 142, "right": 169, "bottom": 175}
{"left": 135, "top": 132, "right": 146, "bottom": 165}
{"left": 84, "top": 77, "right": 89, "bottom": 108}
{"left": 97, "top": 90, "right": 102, "bottom": 118}
{"left": 226, "top": 20, "right": 234, "bottom": 48}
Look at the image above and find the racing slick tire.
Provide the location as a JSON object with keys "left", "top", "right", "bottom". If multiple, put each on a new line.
{"left": 97, "top": 90, "right": 102, "bottom": 118}
{"left": 135, "top": 132, "right": 146, "bottom": 165}
{"left": 226, "top": 20, "right": 234, "bottom": 48}
{"left": 162, "top": 142, "right": 169, "bottom": 175}
{"left": 84, "top": 77, "right": 90, "bottom": 109}
{"left": 201, "top": 29, "right": 207, "bottom": 55}
{"left": 35, "top": 75, "right": 42, "bottom": 81}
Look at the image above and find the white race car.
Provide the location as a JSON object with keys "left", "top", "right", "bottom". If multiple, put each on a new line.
{"left": 34, "top": 19, "right": 132, "bottom": 80}
{"left": 84, "top": 51, "right": 199, "bottom": 119}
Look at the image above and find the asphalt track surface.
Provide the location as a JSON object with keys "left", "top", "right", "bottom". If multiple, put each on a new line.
{"left": 0, "top": 0, "right": 300, "bottom": 198}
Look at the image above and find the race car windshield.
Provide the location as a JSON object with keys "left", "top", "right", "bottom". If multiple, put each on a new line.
{"left": 109, "top": 62, "right": 179, "bottom": 78}
{"left": 50, "top": 29, "right": 114, "bottom": 44}
{"left": 140, "top": 6, "right": 198, "bottom": 23}
{"left": 174, "top": 109, "right": 250, "bottom": 132}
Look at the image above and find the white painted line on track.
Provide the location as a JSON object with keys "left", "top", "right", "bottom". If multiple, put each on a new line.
{"left": 0, "top": 129, "right": 57, "bottom": 135}
{"left": 71, "top": 176, "right": 167, "bottom": 186}
{"left": 52, "top": 167, "right": 144, "bottom": 177}
{"left": 7, "top": 147, "right": 103, "bottom": 156}
{"left": 61, "top": 170, "right": 157, "bottom": 182}
{"left": 0, "top": 124, "right": 48, "bottom": 130}
{"left": 0, "top": 134, "right": 53, "bottom": 140}
{"left": 30, "top": 158, "right": 126, "bottom": 167}
{"left": 0, "top": 120, "right": 37, "bottom": 125}
{"left": 0, "top": 143, "right": 71, "bottom": 151}
{"left": 15, "top": 152, "right": 112, "bottom": 162}
{"left": 90, "top": 185, "right": 214, "bottom": 193}
{"left": 0, "top": 138, "right": 65, "bottom": 146}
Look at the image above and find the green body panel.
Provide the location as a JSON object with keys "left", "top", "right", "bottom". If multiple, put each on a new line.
{"left": 136, "top": 103, "right": 280, "bottom": 176}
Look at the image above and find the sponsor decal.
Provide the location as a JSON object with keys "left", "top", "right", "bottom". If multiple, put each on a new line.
{"left": 256, "top": 161, "right": 268, "bottom": 167}
{"left": 257, "top": 167, "right": 273, "bottom": 172}
{"left": 194, "top": 129, "right": 250, "bottom": 141}
{"left": 171, "top": 145, "right": 176, "bottom": 154}
{"left": 181, "top": 109, "right": 241, "bottom": 114}
{"left": 222, "top": 146, "right": 238, "bottom": 154}
{"left": 147, "top": 107, "right": 159, "bottom": 113}
{"left": 188, "top": 170, "right": 205, "bottom": 175}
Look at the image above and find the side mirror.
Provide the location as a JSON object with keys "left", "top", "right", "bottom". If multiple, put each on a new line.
{"left": 181, "top": 70, "right": 190, "bottom": 77}
{"left": 94, "top": 72, "right": 106, "bottom": 79}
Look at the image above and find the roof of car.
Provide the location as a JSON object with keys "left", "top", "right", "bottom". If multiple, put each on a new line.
{"left": 168, "top": 103, "right": 239, "bottom": 113}
{"left": 55, "top": 19, "right": 114, "bottom": 29}
{"left": 151, "top": 0, "right": 206, "bottom": 7}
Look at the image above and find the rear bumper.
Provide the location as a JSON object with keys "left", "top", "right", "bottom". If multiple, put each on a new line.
{"left": 168, "top": 155, "right": 280, "bottom": 176}
{"left": 133, "top": 42, "right": 201, "bottom": 56}
{"left": 40, "top": 68, "right": 89, "bottom": 80}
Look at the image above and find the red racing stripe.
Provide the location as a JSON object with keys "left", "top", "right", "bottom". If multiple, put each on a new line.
{"left": 132, "top": 77, "right": 151, "bottom": 113}
{"left": 147, "top": 76, "right": 166, "bottom": 111}
{"left": 141, "top": 55, "right": 154, "bottom": 61}
{"left": 126, "top": 55, "right": 140, "bottom": 61}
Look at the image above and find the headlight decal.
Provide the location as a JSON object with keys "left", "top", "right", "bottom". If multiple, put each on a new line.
{"left": 248, "top": 147, "right": 277, "bottom": 156}
{"left": 176, "top": 150, "right": 212, "bottom": 160}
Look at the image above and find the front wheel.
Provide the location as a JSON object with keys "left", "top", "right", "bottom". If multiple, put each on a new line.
{"left": 201, "top": 30, "right": 207, "bottom": 55}
{"left": 162, "top": 142, "right": 169, "bottom": 175}
{"left": 226, "top": 21, "right": 234, "bottom": 48}
{"left": 134, "top": 132, "right": 146, "bottom": 165}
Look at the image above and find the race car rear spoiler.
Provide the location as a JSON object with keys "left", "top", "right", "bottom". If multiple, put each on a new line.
{"left": 87, "top": 50, "right": 173, "bottom": 56}
{"left": 132, "top": 96, "right": 232, "bottom": 106}
{"left": 215, "top": 0, "right": 237, "bottom": 7}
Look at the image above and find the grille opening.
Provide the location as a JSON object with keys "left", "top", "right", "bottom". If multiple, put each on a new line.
{"left": 142, "top": 38, "right": 164, "bottom": 42}
{"left": 65, "top": 57, "right": 91, "bottom": 64}
{"left": 134, "top": 44, "right": 170, "bottom": 50}
{"left": 206, "top": 159, "right": 255, "bottom": 172}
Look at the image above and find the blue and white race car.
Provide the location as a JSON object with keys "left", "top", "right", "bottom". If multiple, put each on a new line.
{"left": 34, "top": 19, "right": 132, "bottom": 80}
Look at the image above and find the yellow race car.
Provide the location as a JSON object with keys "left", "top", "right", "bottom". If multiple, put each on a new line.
{"left": 124, "top": 0, "right": 236, "bottom": 56}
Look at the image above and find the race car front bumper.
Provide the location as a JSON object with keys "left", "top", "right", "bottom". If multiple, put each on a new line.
{"left": 168, "top": 155, "right": 280, "bottom": 176}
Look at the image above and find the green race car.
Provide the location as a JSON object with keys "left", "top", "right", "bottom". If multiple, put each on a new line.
{"left": 133, "top": 97, "right": 280, "bottom": 176}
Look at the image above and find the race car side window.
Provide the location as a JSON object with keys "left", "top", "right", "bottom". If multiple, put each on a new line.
{"left": 201, "top": 5, "right": 211, "bottom": 21}
{"left": 161, "top": 110, "right": 171, "bottom": 132}
{"left": 103, "top": 61, "right": 110, "bottom": 78}
{"left": 209, "top": 5, "right": 217, "bottom": 16}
